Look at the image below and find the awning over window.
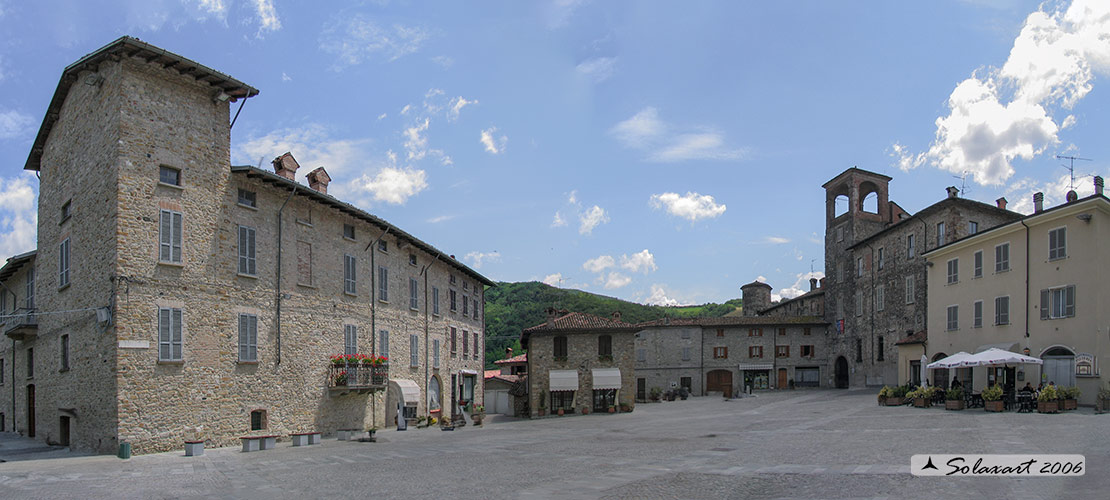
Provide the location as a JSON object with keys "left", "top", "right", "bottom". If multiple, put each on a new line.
{"left": 549, "top": 370, "right": 578, "bottom": 391}
{"left": 393, "top": 379, "right": 420, "bottom": 406}
{"left": 738, "top": 363, "right": 773, "bottom": 371}
{"left": 459, "top": 369, "right": 479, "bottom": 376}
{"left": 592, "top": 368, "right": 622, "bottom": 390}
{"left": 975, "top": 342, "right": 1019, "bottom": 353}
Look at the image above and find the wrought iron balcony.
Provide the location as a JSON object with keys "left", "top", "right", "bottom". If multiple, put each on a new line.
{"left": 328, "top": 363, "right": 389, "bottom": 395}
{"left": 3, "top": 308, "right": 38, "bottom": 340}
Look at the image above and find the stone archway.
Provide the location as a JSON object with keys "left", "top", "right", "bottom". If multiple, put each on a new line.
{"left": 834, "top": 357, "right": 849, "bottom": 389}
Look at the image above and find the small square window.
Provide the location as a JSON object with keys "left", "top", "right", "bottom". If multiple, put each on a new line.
{"left": 409, "top": 254, "right": 417, "bottom": 266}
{"left": 378, "top": 239, "right": 388, "bottom": 252}
{"left": 344, "top": 224, "right": 356, "bottom": 240}
{"left": 60, "top": 200, "right": 72, "bottom": 223}
{"left": 159, "top": 165, "right": 181, "bottom": 186}
{"left": 237, "top": 188, "right": 257, "bottom": 208}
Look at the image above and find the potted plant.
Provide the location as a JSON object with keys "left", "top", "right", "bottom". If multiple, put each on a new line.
{"left": 581, "top": 406, "right": 589, "bottom": 415}
{"left": 608, "top": 405, "right": 616, "bottom": 414}
{"left": 911, "top": 387, "right": 935, "bottom": 408}
{"left": 885, "top": 385, "right": 906, "bottom": 406}
{"left": 945, "top": 386, "right": 965, "bottom": 410}
{"left": 537, "top": 391, "right": 547, "bottom": 417}
{"left": 557, "top": 408, "right": 565, "bottom": 416}
{"left": 1098, "top": 382, "right": 1110, "bottom": 414}
{"left": 1060, "top": 386, "right": 1079, "bottom": 411}
{"left": 878, "top": 386, "right": 891, "bottom": 405}
{"left": 1038, "top": 385, "right": 1059, "bottom": 413}
{"left": 649, "top": 387, "right": 662, "bottom": 402}
{"left": 619, "top": 403, "right": 631, "bottom": 413}
{"left": 982, "top": 385, "right": 1004, "bottom": 412}
{"left": 472, "top": 405, "right": 485, "bottom": 425}
{"left": 332, "top": 370, "right": 348, "bottom": 386}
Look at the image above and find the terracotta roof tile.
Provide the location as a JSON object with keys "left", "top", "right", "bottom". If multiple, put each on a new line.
{"left": 635, "top": 315, "right": 827, "bottom": 328}
{"left": 523, "top": 311, "right": 637, "bottom": 333}
{"left": 494, "top": 353, "right": 527, "bottom": 365}
{"left": 895, "top": 330, "right": 928, "bottom": 345}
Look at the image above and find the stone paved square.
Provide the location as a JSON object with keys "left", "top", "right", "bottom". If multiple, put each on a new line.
{"left": 1, "top": 389, "right": 1106, "bottom": 499}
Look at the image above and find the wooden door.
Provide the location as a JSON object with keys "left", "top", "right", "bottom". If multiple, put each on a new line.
{"left": 706, "top": 370, "right": 733, "bottom": 397}
{"left": 778, "top": 368, "right": 787, "bottom": 389}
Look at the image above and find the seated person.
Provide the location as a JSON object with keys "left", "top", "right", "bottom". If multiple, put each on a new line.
{"left": 950, "top": 377, "right": 962, "bottom": 389}
{"left": 1020, "top": 382, "right": 1034, "bottom": 393}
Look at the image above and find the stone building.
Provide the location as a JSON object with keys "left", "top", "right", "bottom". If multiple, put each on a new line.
{"left": 918, "top": 181, "right": 1109, "bottom": 404}
{"left": 821, "top": 167, "right": 1021, "bottom": 388}
{"left": 0, "top": 36, "right": 489, "bottom": 454}
{"left": 522, "top": 309, "right": 637, "bottom": 416}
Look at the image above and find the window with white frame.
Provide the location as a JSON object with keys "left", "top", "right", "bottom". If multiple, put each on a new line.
{"left": 158, "top": 307, "right": 183, "bottom": 361}
{"left": 159, "top": 165, "right": 181, "bottom": 186}
{"left": 344, "top": 325, "right": 358, "bottom": 355}
{"left": 877, "top": 247, "right": 885, "bottom": 270}
{"left": 907, "top": 233, "right": 916, "bottom": 258}
{"left": 946, "top": 258, "right": 958, "bottom": 284}
{"left": 969, "top": 221, "right": 978, "bottom": 235}
{"left": 875, "top": 284, "right": 885, "bottom": 312}
{"left": 973, "top": 250, "right": 982, "bottom": 278}
{"left": 995, "top": 296, "right": 1010, "bottom": 325}
{"left": 409, "top": 278, "right": 418, "bottom": 310}
{"left": 905, "top": 275, "right": 915, "bottom": 304}
{"left": 1040, "top": 285, "right": 1075, "bottom": 319}
{"left": 239, "top": 313, "right": 258, "bottom": 362}
{"left": 410, "top": 334, "right": 419, "bottom": 367}
{"left": 1048, "top": 227, "right": 1066, "bottom": 260}
{"left": 995, "top": 243, "right": 1010, "bottom": 272}
{"left": 379, "top": 329, "right": 389, "bottom": 358}
{"left": 432, "top": 287, "right": 440, "bottom": 315}
{"left": 682, "top": 347, "right": 691, "bottom": 361}
{"left": 58, "top": 238, "right": 70, "bottom": 288}
{"left": 344, "top": 255, "right": 357, "bottom": 294}
{"left": 973, "top": 300, "right": 983, "bottom": 328}
{"left": 946, "top": 305, "right": 958, "bottom": 331}
{"left": 937, "top": 221, "right": 946, "bottom": 247}
{"left": 433, "top": 339, "right": 440, "bottom": 368}
{"left": 159, "top": 209, "right": 183, "bottom": 263}
{"left": 238, "top": 225, "right": 257, "bottom": 276}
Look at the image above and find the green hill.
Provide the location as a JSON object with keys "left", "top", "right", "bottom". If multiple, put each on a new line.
{"left": 483, "top": 281, "right": 740, "bottom": 368}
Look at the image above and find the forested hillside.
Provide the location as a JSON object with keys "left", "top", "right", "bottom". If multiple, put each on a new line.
{"left": 483, "top": 281, "right": 740, "bottom": 367}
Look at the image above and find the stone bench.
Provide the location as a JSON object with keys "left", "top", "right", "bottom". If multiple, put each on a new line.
{"left": 184, "top": 440, "right": 204, "bottom": 456}
{"left": 240, "top": 435, "right": 278, "bottom": 452}
{"left": 336, "top": 429, "right": 364, "bottom": 441}
{"left": 290, "top": 432, "right": 321, "bottom": 447}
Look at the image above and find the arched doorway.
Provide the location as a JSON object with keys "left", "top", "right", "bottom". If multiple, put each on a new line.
{"left": 706, "top": 370, "right": 733, "bottom": 398}
{"left": 1042, "top": 346, "right": 1076, "bottom": 387}
{"left": 834, "top": 357, "right": 849, "bottom": 388}
{"left": 932, "top": 352, "right": 949, "bottom": 389}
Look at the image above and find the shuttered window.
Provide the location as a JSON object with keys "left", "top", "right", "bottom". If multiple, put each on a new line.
{"left": 410, "top": 278, "right": 419, "bottom": 310}
{"left": 410, "top": 334, "right": 419, "bottom": 367}
{"left": 239, "top": 313, "right": 258, "bottom": 362}
{"left": 159, "top": 210, "right": 183, "bottom": 263}
{"left": 345, "top": 325, "right": 358, "bottom": 355}
{"left": 1041, "top": 286, "right": 1075, "bottom": 319}
{"left": 379, "top": 329, "right": 389, "bottom": 358}
{"left": 238, "top": 225, "right": 256, "bottom": 275}
{"left": 344, "top": 255, "right": 357, "bottom": 294}
{"left": 158, "top": 307, "right": 183, "bottom": 361}
{"left": 1048, "top": 227, "right": 1066, "bottom": 260}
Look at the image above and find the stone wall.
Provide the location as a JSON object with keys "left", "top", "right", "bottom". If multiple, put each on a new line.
{"left": 634, "top": 326, "right": 703, "bottom": 397}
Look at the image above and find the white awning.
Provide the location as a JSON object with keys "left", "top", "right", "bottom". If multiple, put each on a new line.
{"left": 738, "top": 363, "right": 773, "bottom": 371}
{"left": 393, "top": 379, "right": 420, "bottom": 406}
{"left": 549, "top": 370, "right": 579, "bottom": 391}
{"left": 592, "top": 368, "right": 622, "bottom": 390}
{"left": 976, "top": 342, "right": 1019, "bottom": 353}
{"left": 459, "top": 369, "right": 479, "bottom": 376}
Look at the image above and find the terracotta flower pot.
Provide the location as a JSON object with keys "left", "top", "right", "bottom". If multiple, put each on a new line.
{"left": 608, "top": 407, "right": 615, "bottom": 413}
{"left": 945, "top": 400, "right": 965, "bottom": 411}
{"left": 557, "top": 409, "right": 564, "bottom": 416}
{"left": 984, "top": 400, "right": 1004, "bottom": 412}
{"left": 1038, "top": 401, "right": 1059, "bottom": 414}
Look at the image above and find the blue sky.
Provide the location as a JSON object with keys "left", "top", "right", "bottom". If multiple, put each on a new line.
{"left": 1, "top": 0, "right": 1108, "bottom": 306}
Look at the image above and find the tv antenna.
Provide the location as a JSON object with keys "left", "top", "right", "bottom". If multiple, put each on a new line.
{"left": 951, "top": 171, "right": 970, "bottom": 197}
{"left": 1056, "top": 155, "right": 1092, "bottom": 191}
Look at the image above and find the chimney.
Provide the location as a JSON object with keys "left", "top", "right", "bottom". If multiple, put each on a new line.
{"left": 506, "top": 347, "right": 513, "bottom": 357}
{"left": 272, "top": 152, "right": 300, "bottom": 180}
{"left": 809, "top": 278, "right": 818, "bottom": 291}
{"left": 611, "top": 311, "right": 622, "bottom": 321}
{"left": 306, "top": 167, "right": 331, "bottom": 194}
{"left": 996, "top": 197, "right": 1007, "bottom": 210}
{"left": 545, "top": 307, "right": 558, "bottom": 327}
{"left": 946, "top": 186, "right": 959, "bottom": 199}
{"left": 819, "top": 277, "right": 827, "bottom": 289}
{"left": 1096, "top": 176, "right": 1104, "bottom": 196}
{"left": 1033, "top": 192, "right": 1044, "bottom": 213}
{"left": 1066, "top": 190, "right": 1078, "bottom": 203}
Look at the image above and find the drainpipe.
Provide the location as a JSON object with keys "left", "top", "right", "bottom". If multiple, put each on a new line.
{"left": 274, "top": 185, "right": 298, "bottom": 366}
{"left": 1021, "top": 219, "right": 1030, "bottom": 340}
{"left": 420, "top": 254, "right": 438, "bottom": 418}
{"left": 365, "top": 227, "right": 389, "bottom": 429}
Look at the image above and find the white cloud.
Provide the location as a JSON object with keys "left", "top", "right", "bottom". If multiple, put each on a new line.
{"left": 551, "top": 211, "right": 567, "bottom": 227}
{"left": 320, "top": 14, "right": 429, "bottom": 67}
{"left": 773, "top": 271, "right": 825, "bottom": 302}
{"left": 426, "top": 214, "right": 455, "bottom": 223}
{"left": 431, "top": 55, "right": 454, "bottom": 69}
{"left": 400, "top": 104, "right": 412, "bottom": 115}
{"left": 649, "top": 191, "right": 727, "bottom": 222}
{"left": 480, "top": 127, "right": 507, "bottom": 154}
{"left": 578, "top": 205, "right": 608, "bottom": 235}
{"left": 546, "top": 0, "right": 588, "bottom": 29}
{"left": 610, "top": 107, "right": 744, "bottom": 162}
{"left": 603, "top": 271, "right": 631, "bottom": 290}
{"left": 465, "top": 251, "right": 501, "bottom": 270}
{"left": 0, "top": 174, "right": 38, "bottom": 258}
{"left": 582, "top": 255, "right": 615, "bottom": 273}
{"left": 542, "top": 273, "right": 564, "bottom": 287}
{"left": 894, "top": 0, "right": 1110, "bottom": 185}
{"left": 235, "top": 125, "right": 370, "bottom": 180}
{"left": 377, "top": 113, "right": 388, "bottom": 121}
{"left": 619, "top": 249, "right": 657, "bottom": 274}
{"left": 567, "top": 190, "right": 578, "bottom": 204}
{"left": 404, "top": 119, "right": 430, "bottom": 160}
{"left": 352, "top": 167, "right": 428, "bottom": 205}
{"left": 644, "top": 284, "right": 679, "bottom": 306}
{"left": 763, "top": 236, "right": 790, "bottom": 244}
{"left": 0, "top": 110, "right": 34, "bottom": 139}
{"left": 447, "top": 97, "right": 477, "bottom": 121}
{"left": 253, "top": 0, "right": 281, "bottom": 35}
{"left": 575, "top": 56, "right": 616, "bottom": 83}
{"left": 281, "top": 72, "right": 291, "bottom": 82}
{"left": 195, "top": 0, "right": 226, "bottom": 16}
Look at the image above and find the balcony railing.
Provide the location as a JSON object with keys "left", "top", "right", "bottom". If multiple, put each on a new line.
{"left": 3, "top": 308, "right": 38, "bottom": 340}
{"left": 328, "top": 363, "right": 388, "bottom": 394}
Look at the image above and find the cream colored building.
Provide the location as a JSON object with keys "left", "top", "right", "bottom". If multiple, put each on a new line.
{"left": 918, "top": 183, "right": 1108, "bottom": 405}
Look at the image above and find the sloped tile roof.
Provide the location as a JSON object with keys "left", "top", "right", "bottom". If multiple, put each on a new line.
{"left": 635, "top": 315, "right": 827, "bottom": 328}
{"left": 494, "top": 353, "right": 527, "bottom": 365}
{"left": 895, "top": 330, "right": 928, "bottom": 345}
{"left": 523, "top": 311, "right": 636, "bottom": 333}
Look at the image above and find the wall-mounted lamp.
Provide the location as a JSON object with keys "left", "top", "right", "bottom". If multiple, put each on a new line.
{"left": 1076, "top": 213, "right": 1092, "bottom": 223}
{"left": 213, "top": 91, "right": 231, "bottom": 103}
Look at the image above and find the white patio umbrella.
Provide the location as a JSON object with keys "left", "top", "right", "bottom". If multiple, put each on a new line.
{"left": 927, "top": 351, "right": 974, "bottom": 369}
{"left": 961, "top": 348, "right": 1043, "bottom": 367}
{"left": 920, "top": 354, "right": 928, "bottom": 386}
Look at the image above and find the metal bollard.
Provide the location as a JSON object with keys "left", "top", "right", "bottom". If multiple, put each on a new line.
{"left": 118, "top": 442, "right": 131, "bottom": 459}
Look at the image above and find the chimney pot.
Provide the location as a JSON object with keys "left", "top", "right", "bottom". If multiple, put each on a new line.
{"left": 1033, "top": 192, "right": 1044, "bottom": 213}
{"left": 809, "top": 278, "right": 818, "bottom": 291}
{"left": 996, "top": 197, "right": 1007, "bottom": 210}
{"left": 611, "top": 311, "right": 622, "bottom": 320}
{"left": 946, "top": 186, "right": 959, "bottom": 199}
{"left": 819, "top": 277, "right": 826, "bottom": 289}
{"left": 306, "top": 167, "right": 331, "bottom": 194}
{"left": 272, "top": 152, "right": 300, "bottom": 180}
{"left": 1095, "top": 176, "right": 1104, "bottom": 196}
{"left": 1066, "top": 190, "right": 1078, "bottom": 203}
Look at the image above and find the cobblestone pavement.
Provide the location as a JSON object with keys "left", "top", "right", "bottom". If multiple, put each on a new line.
{"left": 1, "top": 389, "right": 1106, "bottom": 499}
